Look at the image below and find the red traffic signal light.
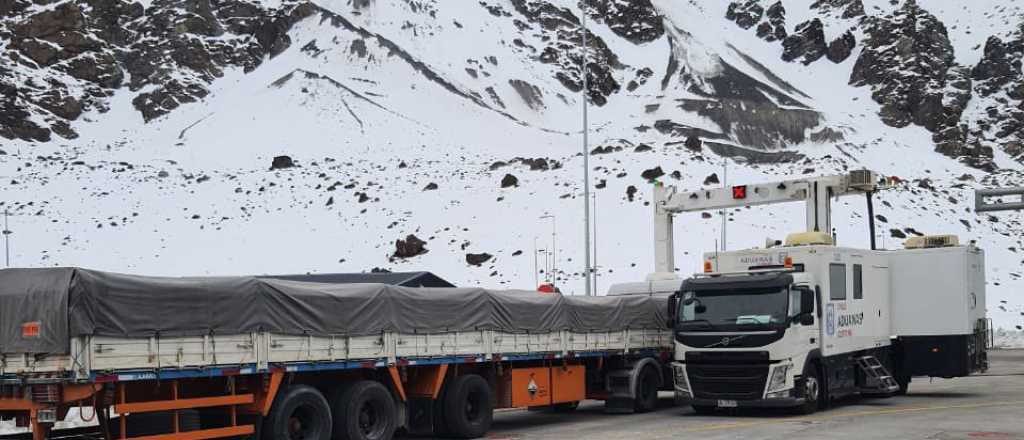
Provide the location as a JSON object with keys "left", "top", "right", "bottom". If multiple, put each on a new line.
{"left": 732, "top": 185, "right": 748, "bottom": 199}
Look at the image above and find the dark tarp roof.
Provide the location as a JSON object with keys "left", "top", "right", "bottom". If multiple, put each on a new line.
{"left": 0, "top": 268, "right": 666, "bottom": 356}
{"left": 258, "top": 272, "right": 454, "bottom": 288}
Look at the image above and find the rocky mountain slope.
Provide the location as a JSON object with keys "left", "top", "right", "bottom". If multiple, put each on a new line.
{"left": 0, "top": 0, "right": 1022, "bottom": 331}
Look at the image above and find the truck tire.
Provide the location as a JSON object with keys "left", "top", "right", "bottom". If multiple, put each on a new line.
{"left": 634, "top": 365, "right": 660, "bottom": 413}
{"left": 895, "top": 375, "right": 911, "bottom": 396}
{"left": 330, "top": 380, "right": 397, "bottom": 440}
{"left": 795, "top": 364, "right": 822, "bottom": 415}
{"left": 263, "top": 385, "right": 332, "bottom": 440}
{"left": 443, "top": 374, "right": 493, "bottom": 438}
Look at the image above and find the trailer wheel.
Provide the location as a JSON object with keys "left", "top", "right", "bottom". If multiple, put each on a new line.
{"left": 330, "top": 380, "right": 397, "bottom": 440}
{"left": 263, "top": 385, "right": 332, "bottom": 440}
{"left": 443, "top": 374, "right": 493, "bottom": 438}
{"left": 634, "top": 365, "right": 660, "bottom": 413}
{"left": 795, "top": 364, "right": 822, "bottom": 415}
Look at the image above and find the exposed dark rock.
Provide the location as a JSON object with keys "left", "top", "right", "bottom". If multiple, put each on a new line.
{"left": 971, "top": 31, "right": 1024, "bottom": 158}
{"left": 595, "top": 179, "right": 607, "bottom": 189}
{"left": 704, "top": 173, "right": 720, "bottom": 185}
{"left": 591, "top": 145, "right": 621, "bottom": 155}
{"left": 625, "top": 185, "right": 638, "bottom": 201}
{"left": 509, "top": 79, "right": 545, "bottom": 110}
{"left": 270, "top": 155, "right": 295, "bottom": 170}
{"left": 423, "top": 182, "right": 438, "bottom": 191}
{"left": 726, "top": 1, "right": 764, "bottom": 30}
{"left": 810, "top": 127, "right": 844, "bottom": 143}
{"left": 641, "top": 166, "right": 665, "bottom": 180}
{"left": 782, "top": 19, "right": 827, "bottom": 65}
{"left": 810, "top": 0, "right": 865, "bottom": 19}
{"left": 827, "top": 31, "right": 856, "bottom": 63}
{"left": 850, "top": 0, "right": 984, "bottom": 166}
{"left": 513, "top": 0, "right": 621, "bottom": 106}
{"left": 0, "top": 0, "right": 327, "bottom": 140}
{"left": 634, "top": 144, "right": 653, "bottom": 153}
{"left": 393, "top": 234, "right": 428, "bottom": 259}
{"left": 501, "top": 173, "right": 519, "bottom": 188}
{"left": 889, "top": 229, "right": 907, "bottom": 239}
{"left": 466, "top": 252, "right": 493, "bottom": 266}
{"left": 684, "top": 135, "right": 702, "bottom": 152}
{"left": 588, "top": 0, "right": 664, "bottom": 44}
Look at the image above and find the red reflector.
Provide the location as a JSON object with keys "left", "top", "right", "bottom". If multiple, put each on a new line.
{"left": 732, "top": 185, "right": 747, "bottom": 199}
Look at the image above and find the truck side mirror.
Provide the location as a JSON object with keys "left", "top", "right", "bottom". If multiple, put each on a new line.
{"left": 800, "top": 289, "right": 814, "bottom": 316}
{"left": 800, "top": 314, "right": 814, "bottom": 326}
{"left": 666, "top": 293, "right": 679, "bottom": 328}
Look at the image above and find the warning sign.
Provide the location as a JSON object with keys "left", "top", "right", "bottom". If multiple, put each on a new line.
{"left": 22, "top": 321, "right": 41, "bottom": 338}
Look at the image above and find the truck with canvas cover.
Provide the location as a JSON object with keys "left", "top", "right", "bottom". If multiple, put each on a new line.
{"left": 0, "top": 268, "right": 672, "bottom": 440}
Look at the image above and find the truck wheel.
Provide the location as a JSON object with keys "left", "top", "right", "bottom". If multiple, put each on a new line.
{"left": 443, "top": 374, "right": 493, "bottom": 438}
{"left": 895, "top": 375, "right": 911, "bottom": 396}
{"left": 263, "top": 385, "right": 332, "bottom": 440}
{"left": 330, "top": 380, "right": 397, "bottom": 440}
{"left": 634, "top": 365, "right": 660, "bottom": 413}
{"left": 795, "top": 365, "right": 821, "bottom": 415}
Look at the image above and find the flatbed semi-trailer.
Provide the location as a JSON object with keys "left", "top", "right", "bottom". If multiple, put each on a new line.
{"left": 0, "top": 268, "right": 672, "bottom": 440}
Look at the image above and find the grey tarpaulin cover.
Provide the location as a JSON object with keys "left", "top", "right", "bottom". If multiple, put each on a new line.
{"left": 0, "top": 268, "right": 667, "bottom": 355}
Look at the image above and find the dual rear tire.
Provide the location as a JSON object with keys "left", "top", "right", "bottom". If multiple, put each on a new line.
{"left": 263, "top": 375, "right": 493, "bottom": 440}
{"left": 263, "top": 381, "right": 398, "bottom": 440}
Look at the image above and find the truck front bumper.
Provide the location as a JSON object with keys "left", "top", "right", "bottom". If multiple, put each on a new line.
{"left": 685, "top": 396, "right": 805, "bottom": 408}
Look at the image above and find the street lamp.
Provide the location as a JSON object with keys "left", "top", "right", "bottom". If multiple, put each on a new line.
{"left": 540, "top": 215, "right": 556, "bottom": 286}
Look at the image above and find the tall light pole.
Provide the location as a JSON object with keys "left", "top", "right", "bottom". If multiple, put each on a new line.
{"left": 3, "top": 209, "right": 11, "bottom": 268}
{"left": 721, "top": 158, "right": 727, "bottom": 251}
{"left": 581, "top": 0, "right": 593, "bottom": 296}
{"left": 592, "top": 193, "right": 598, "bottom": 294}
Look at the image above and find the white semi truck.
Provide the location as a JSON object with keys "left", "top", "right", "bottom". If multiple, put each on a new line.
{"left": 646, "top": 170, "right": 989, "bottom": 414}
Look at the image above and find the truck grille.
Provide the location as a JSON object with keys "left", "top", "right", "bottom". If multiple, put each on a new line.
{"left": 685, "top": 351, "right": 769, "bottom": 400}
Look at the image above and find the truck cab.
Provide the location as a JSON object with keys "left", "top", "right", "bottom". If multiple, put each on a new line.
{"left": 667, "top": 270, "right": 822, "bottom": 413}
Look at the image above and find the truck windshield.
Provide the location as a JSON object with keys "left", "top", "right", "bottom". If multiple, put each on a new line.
{"left": 679, "top": 287, "right": 792, "bottom": 330}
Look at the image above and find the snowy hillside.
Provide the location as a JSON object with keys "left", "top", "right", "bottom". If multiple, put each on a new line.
{"left": 0, "top": 0, "right": 1022, "bottom": 331}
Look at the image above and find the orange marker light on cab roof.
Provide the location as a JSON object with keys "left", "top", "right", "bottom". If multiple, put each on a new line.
{"left": 703, "top": 261, "right": 713, "bottom": 273}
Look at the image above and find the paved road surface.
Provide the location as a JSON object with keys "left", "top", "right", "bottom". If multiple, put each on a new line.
{"left": 473, "top": 349, "right": 1024, "bottom": 440}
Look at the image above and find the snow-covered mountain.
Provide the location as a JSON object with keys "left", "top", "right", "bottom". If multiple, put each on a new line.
{"left": 0, "top": 0, "right": 1022, "bottom": 331}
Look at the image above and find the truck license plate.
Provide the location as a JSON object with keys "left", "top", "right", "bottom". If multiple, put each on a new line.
{"left": 717, "top": 400, "right": 738, "bottom": 408}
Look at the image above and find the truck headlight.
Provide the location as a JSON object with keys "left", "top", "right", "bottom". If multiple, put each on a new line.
{"left": 672, "top": 363, "right": 691, "bottom": 395}
{"left": 767, "top": 364, "right": 792, "bottom": 393}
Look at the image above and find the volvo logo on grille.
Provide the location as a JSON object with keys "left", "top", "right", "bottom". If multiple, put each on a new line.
{"left": 705, "top": 334, "right": 748, "bottom": 348}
